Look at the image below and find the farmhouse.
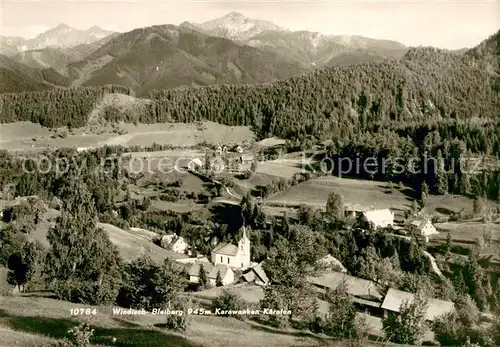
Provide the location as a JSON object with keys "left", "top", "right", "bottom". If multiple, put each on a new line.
{"left": 187, "top": 262, "right": 235, "bottom": 286}
{"left": 409, "top": 219, "right": 439, "bottom": 242}
{"left": 308, "top": 271, "right": 384, "bottom": 315}
{"left": 187, "top": 158, "right": 203, "bottom": 172}
{"left": 160, "top": 234, "right": 188, "bottom": 254}
{"left": 381, "top": 288, "right": 454, "bottom": 322}
{"left": 361, "top": 209, "right": 394, "bottom": 229}
{"left": 211, "top": 227, "right": 251, "bottom": 270}
{"left": 344, "top": 204, "right": 369, "bottom": 218}
{"left": 241, "top": 262, "right": 269, "bottom": 286}
{"left": 239, "top": 153, "right": 254, "bottom": 165}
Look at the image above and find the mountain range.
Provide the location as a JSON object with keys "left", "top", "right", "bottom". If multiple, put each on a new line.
{"left": 0, "top": 24, "right": 115, "bottom": 55}
{"left": 0, "top": 12, "right": 478, "bottom": 95}
{"left": 181, "top": 12, "right": 409, "bottom": 67}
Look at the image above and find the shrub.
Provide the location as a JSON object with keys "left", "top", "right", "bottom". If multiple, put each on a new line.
{"left": 212, "top": 289, "right": 245, "bottom": 320}
{"left": 165, "top": 297, "right": 191, "bottom": 333}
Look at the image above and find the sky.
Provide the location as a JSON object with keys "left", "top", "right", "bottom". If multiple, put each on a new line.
{"left": 0, "top": 0, "right": 498, "bottom": 49}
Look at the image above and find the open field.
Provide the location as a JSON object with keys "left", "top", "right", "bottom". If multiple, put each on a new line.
{"left": 434, "top": 221, "right": 500, "bottom": 242}
{"left": 0, "top": 121, "right": 254, "bottom": 152}
{"left": 97, "top": 223, "right": 188, "bottom": 263}
{"left": 6, "top": 209, "right": 185, "bottom": 264}
{"left": 255, "top": 159, "right": 308, "bottom": 179}
{"left": 0, "top": 296, "right": 372, "bottom": 347}
{"left": 232, "top": 172, "right": 279, "bottom": 195}
{"left": 150, "top": 201, "right": 206, "bottom": 213}
{"left": 264, "top": 175, "right": 497, "bottom": 221}
{"left": 421, "top": 194, "right": 498, "bottom": 217}
{"left": 265, "top": 176, "right": 411, "bottom": 212}
{"left": 0, "top": 326, "right": 59, "bottom": 347}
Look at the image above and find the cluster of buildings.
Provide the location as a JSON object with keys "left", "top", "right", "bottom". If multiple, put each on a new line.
{"left": 150, "top": 200, "right": 448, "bottom": 331}
{"left": 309, "top": 269, "right": 455, "bottom": 322}
{"left": 347, "top": 206, "right": 439, "bottom": 242}
{"left": 161, "top": 226, "right": 269, "bottom": 287}
{"left": 186, "top": 143, "right": 255, "bottom": 174}
{"left": 157, "top": 205, "right": 440, "bottom": 291}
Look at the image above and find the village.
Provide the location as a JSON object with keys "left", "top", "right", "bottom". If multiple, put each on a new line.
{"left": 1, "top": 131, "right": 499, "bottom": 345}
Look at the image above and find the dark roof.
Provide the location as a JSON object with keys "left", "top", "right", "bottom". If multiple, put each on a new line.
{"left": 252, "top": 262, "right": 269, "bottom": 284}
{"left": 381, "top": 288, "right": 454, "bottom": 321}
{"left": 352, "top": 297, "right": 382, "bottom": 308}
{"left": 243, "top": 271, "right": 255, "bottom": 282}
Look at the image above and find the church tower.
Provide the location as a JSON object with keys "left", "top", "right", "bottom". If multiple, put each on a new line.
{"left": 238, "top": 226, "right": 251, "bottom": 269}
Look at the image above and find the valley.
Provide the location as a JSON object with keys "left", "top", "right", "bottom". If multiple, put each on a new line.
{"left": 0, "top": 8, "right": 499, "bottom": 347}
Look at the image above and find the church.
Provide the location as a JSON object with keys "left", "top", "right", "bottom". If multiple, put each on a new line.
{"left": 211, "top": 227, "right": 251, "bottom": 270}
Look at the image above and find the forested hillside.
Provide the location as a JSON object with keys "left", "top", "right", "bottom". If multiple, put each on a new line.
{"left": 2, "top": 41, "right": 498, "bottom": 143}
{"left": 0, "top": 55, "right": 54, "bottom": 93}
{"left": 64, "top": 24, "right": 306, "bottom": 94}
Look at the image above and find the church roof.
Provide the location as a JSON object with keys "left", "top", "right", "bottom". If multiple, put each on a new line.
{"left": 212, "top": 227, "right": 248, "bottom": 256}
{"left": 213, "top": 242, "right": 239, "bottom": 256}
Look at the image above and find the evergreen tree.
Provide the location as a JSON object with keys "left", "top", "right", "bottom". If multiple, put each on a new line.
{"left": 117, "top": 255, "right": 186, "bottom": 311}
{"left": 198, "top": 264, "right": 208, "bottom": 289}
{"left": 261, "top": 225, "right": 326, "bottom": 323}
{"left": 7, "top": 240, "right": 43, "bottom": 292}
{"left": 45, "top": 178, "right": 122, "bottom": 305}
{"left": 142, "top": 196, "right": 151, "bottom": 211}
{"left": 420, "top": 181, "right": 429, "bottom": 206}
{"left": 215, "top": 269, "right": 223, "bottom": 287}
{"left": 411, "top": 200, "right": 419, "bottom": 214}
{"left": 445, "top": 233, "right": 452, "bottom": 259}
{"left": 435, "top": 149, "right": 448, "bottom": 194}
{"left": 322, "top": 282, "right": 358, "bottom": 339}
{"left": 383, "top": 290, "right": 428, "bottom": 344}
{"left": 325, "top": 192, "right": 344, "bottom": 219}
{"left": 473, "top": 196, "right": 487, "bottom": 217}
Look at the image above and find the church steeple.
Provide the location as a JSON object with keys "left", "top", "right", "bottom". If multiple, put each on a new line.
{"left": 242, "top": 225, "right": 248, "bottom": 241}
{"left": 238, "top": 225, "right": 251, "bottom": 269}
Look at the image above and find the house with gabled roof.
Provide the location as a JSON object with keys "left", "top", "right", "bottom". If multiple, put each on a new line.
{"left": 361, "top": 209, "right": 394, "bottom": 229}
{"left": 308, "top": 271, "right": 384, "bottom": 315}
{"left": 381, "top": 288, "right": 454, "bottom": 322}
{"left": 211, "top": 227, "right": 251, "bottom": 270}
{"left": 187, "top": 262, "right": 234, "bottom": 286}
{"left": 241, "top": 261, "right": 269, "bottom": 286}
{"left": 187, "top": 158, "right": 203, "bottom": 172}
{"left": 409, "top": 218, "right": 438, "bottom": 242}
{"left": 239, "top": 153, "right": 255, "bottom": 165}
{"left": 159, "top": 234, "right": 188, "bottom": 254}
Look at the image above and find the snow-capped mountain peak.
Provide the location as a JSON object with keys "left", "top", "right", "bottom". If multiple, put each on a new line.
{"left": 224, "top": 11, "right": 246, "bottom": 21}
{"left": 199, "top": 12, "right": 284, "bottom": 41}
{"left": 0, "top": 24, "right": 116, "bottom": 55}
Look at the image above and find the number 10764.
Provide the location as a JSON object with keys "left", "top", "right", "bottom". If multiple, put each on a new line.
{"left": 70, "top": 308, "right": 97, "bottom": 315}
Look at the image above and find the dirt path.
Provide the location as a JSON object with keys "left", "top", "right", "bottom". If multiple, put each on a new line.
{"left": 422, "top": 250, "right": 445, "bottom": 279}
